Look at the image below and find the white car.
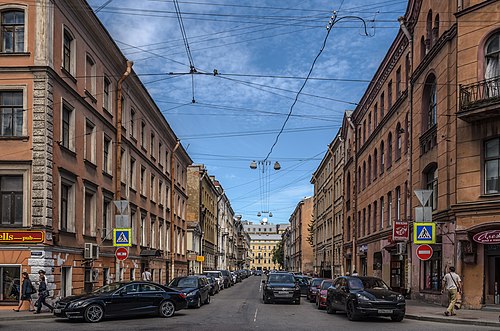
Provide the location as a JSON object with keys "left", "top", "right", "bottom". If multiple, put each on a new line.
{"left": 204, "top": 271, "right": 224, "bottom": 289}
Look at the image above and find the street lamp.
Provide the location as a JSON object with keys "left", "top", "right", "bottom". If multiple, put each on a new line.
{"left": 250, "top": 160, "right": 281, "bottom": 218}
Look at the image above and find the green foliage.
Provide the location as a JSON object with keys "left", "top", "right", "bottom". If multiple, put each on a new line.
{"left": 272, "top": 240, "right": 284, "bottom": 268}
{"left": 306, "top": 219, "right": 315, "bottom": 247}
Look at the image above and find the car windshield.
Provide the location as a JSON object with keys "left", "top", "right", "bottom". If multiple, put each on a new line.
{"left": 205, "top": 272, "right": 218, "bottom": 277}
{"left": 311, "top": 279, "right": 323, "bottom": 286}
{"left": 321, "top": 281, "right": 333, "bottom": 290}
{"left": 348, "top": 278, "right": 389, "bottom": 290}
{"left": 268, "top": 274, "right": 295, "bottom": 283}
{"left": 170, "top": 277, "right": 198, "bottom": 288}
{"left": 92, "top": 283, "right": 123, "bottom": 294}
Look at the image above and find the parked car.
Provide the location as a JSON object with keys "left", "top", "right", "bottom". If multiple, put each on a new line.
{"left": 262, "top": 272, "right": 301, "bottom": 304}
{"left": 316, "top": 279, "right": 334, "bottom": 310}
{"left": 219, "top": 270, "right": 233, "bottom": 288}
{"left": 307, "top": 278, "right": 324, "bottom": 302}
{"left": 169, "top": 275, "right": 211, "bottom": 308}
{"left": 231, "top": 271, "right": 238, "bottom": 284}
{"left": 53, "top": 281, "right": 187, "bottom": 323}
{"left": 293, "top": 275, "right": 311, "bottom": 296}
{"left": 206, "top": 275, "right": 220, "bottom": 295}
{"left": 326, "top": 276, "right": 406, "bottom": 322}
{"left": 253, "top": 270, "right": 263, "bottom": 276}
{"left": 203, "top": 271, "right": 224, "bottom": 290}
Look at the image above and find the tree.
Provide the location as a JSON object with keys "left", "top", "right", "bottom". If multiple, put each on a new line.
{"left": 306, "top": 218, "right": 315, "bottom": 247}
{"left": 272, "top": 240, "right": 284, "bottom": 268}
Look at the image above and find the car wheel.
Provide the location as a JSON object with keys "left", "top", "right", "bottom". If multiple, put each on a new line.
{"left": 159, "top": 300, "right": 175, "bottom": 318}
{"left": 263, "top": 295, "right": 268, "bottom": 304}
{"left": 195, "top": 296, "right": 202, "bottom": 308}
{"left": 205, "top": 294, "right": 211, "bottom": 304}
{"left": 346, "top": 301, "right": 359, "bottom": 321}
{"left": 326, "top": 302, "right": 336, "bottom": 314}
{"left": 83, "top": 304, "right": 104, "bottom": 323}
{"left": 391, "top": 314, "right": 404, "bottom": 322}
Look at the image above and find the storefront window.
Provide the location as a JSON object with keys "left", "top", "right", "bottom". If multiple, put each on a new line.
{"left": 423, "top": 248, "right": 441, "bottom": 291}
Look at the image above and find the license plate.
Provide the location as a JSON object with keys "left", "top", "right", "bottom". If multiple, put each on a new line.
{"left": 53, "top": 309, "right": 61, "bottom": 314}
{"left": 378, "top": 309, "right": 393, "bottom": 314}
{"left": 278, "top": 291, "right": 289, "bottom": 294}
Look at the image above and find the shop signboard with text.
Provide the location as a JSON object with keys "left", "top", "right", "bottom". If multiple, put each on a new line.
{"left": 473, "top": 230, "right": 500, "bottom": 244}
{"left": 0, "top": 230, "right": 44, "bottom": 243}
{"left": 392, "top": 220, "right": 409, "bottom": 241}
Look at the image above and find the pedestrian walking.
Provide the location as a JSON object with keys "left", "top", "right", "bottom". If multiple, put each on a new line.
{"left": 34, "top": 270, "right": 53, "bottom": 314}
{"left": 13, "top": 272, "right": 35, "bottom": 312}
{"left": 142, "top": 267, "right": 152, "bottom": 281}
{"left": 441, "top": 266, "right": 462, "bottom": 316}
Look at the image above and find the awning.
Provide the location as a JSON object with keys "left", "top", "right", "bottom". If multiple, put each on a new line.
{"left": 140, "top": 249, "right": 162, "bottom": 257}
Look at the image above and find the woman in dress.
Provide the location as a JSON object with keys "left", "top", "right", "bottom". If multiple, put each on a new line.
{"left": 13, "top": 272, "right": 35, "bottom": 312}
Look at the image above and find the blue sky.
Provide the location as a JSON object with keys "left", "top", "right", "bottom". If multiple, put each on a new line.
{"left": 88, "top": 0, "right": 407, "bottom": 224}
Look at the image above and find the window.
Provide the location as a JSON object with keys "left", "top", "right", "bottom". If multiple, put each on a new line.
{"left": 388, "top": 80, "right": 393, "bottom": 110}
{"left": 159, "top": 180, "right": 163, "bottom": 206}
{"left": 141, "top": 121, "right": 146, "bottom": 148}
{"left": 396, "top": 123, "right": 402, "bottom": 160}
{"left": 61, "top": 103, "right": 74, "bottom": 150}
{"left": 84, "top": 186, "right": 96, "bottom": 236}
{"left": 130, "top": 158, "right": 136, "bottom": 189}
{"left": 387, "top": 132, "right": 393, "bottom": 168}
{"left": 102, "top": 198, "right": 111, "bottom": 239}
{"left": 367, "top": 156, "right": 372, "bottom": 185}
{"left": 426, "top": 10, "right": 433, "bottom": 48}
{"left": 150, "top": 174, "right": 155, "bottom": 202}
{"left": 367, "top": 205, "right": 371, "bottom": 235}
{"left": 485, "top": 32, "right": 500, "bottom": 96}
{"left": 60, "top": 174, "right": 75, "bottom": 232}
{"left": 131, "top": 209, "right": 137, "bottom": 245}
{"left": 405, "top": 54, "right": 410, "bottom": 90}
{"left": 433, "top": 15, "right": 439, "bottom": 42}
{"left": 60, "top": 183, "right": 69, "bottom": 231}
{"left": 0, "top": 91, "right": 23, "bottom": 136}
{"left": 380, "top": 92, "right": 385, "bottom": 118}
{"left": 103, "top": 136, "right": 111, "bottom": 174}
{"left": 63, "top": 29, "right": 74, "bottom": 74}
{"left": 368, "top": 112, "right": 372, "bottom": 136}
{"left": 130, "top": 108, "right": 136, "bottom": 137}
{"left": 388, "top": 192, "right": 393, "bottom": 226}
{"left": 380, "top": 197, "right": 384, "bottom": 229}
{"left": 150, "top": 133, "right": 155, "bottom": 158}
{"left": 363, "top": 120, "right": 366, "bottom": 143}
{"left": 141, "top": 213, "right": 147, "bottom": 246}
{"left": 140, "top": 166, "right": 146, "bottom": 195}
{"left": 373, "top": 201, "right": 377, "bottom": 233}
{"left": 362, "top": 161, "right": 366, "bottom": 190}
{"left": 373, "top": 149, "right": 378, "bottom": 179}
{"left": 423, "top": 74, "right": 437, "bottom": 130}
{"left": 425, "top": 164, "right": 438, "bottom": 209}
{"left": 374, "top": 103, "right": 378, "bottom": 127}
{"left": 0, "top": 176, "right": 22, "bottom": 225}
{"left": 357, "top": 166, "right": 361, "bottom": 193}
{"left": 396, "top": 186, "right": 401, "bottom": 221}
{"left": 84, "top": 120, "right": 96, "bottom": 163}
{"left": 423, "top": 248, "right": 441, "bottom": 291}
{"left": 158, "top": 142, "right": 163, "bottom": 167}
{"left": 103, "top": 77, "right": 111, "bottom": 112}
{"left": 396, "top": 67, "right": 401, "bottom": 97}
{"left": 85, "top": 54, "right": 96, "bottom": 96}
{"left": 1, "top": 10, "right": 24, "bottom": 53}
{"left": 120, "top": 149, "right": 126, "bottom": 183}
{"left": 380, "top": 141, "right": 385, "bottom": 174}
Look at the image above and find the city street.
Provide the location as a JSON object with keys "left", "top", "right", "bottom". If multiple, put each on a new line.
{"left": 0, "top": 277, "right": 495, "bottom": 331}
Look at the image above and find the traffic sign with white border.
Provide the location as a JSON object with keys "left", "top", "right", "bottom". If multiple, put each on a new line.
{"left": 413, "top": 222, "right": 436, "bottom": 244}
{"left": 115, "top": 247, "right": 129, "bottom": 261}
{"left": 113, "top": 228, "right": 132, "bottom": 247}
{"left": 416, "top": 244, "right": 433, "bottom": 261}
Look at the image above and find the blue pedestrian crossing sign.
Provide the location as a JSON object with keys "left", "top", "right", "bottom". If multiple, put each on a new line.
{"left": 113, "top": 228, "right": 132, "bottom": 247}
{"left": 413, "top": 223, "right": 436, "bottom": 244}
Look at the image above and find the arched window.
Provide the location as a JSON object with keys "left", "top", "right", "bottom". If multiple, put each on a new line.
{"left": 420, "top": 36, "right": 426, "bottom": 61}
{"left": 422, "top": 74, "right": 437, "bottom": 130}
{"left": 346, "top": 172, "right": 351, "bottom": 198}
{"left": 380, "top": 141, "right": 385, "bottom": 174}
{"left": 433, "top": 14, "right": 440, "bottom": 42}
{"left": 387, "top": 132, "right": 393, "bottom": 168}
{"left": 396, "top": 122, "right": 402, "bottom": 160}
{"left": 358, "top": 166, "right": 361, "bottom": 193}
{"left": 485, "top": 32, "right": 500, "bottom": 97}
{"left": 424, "top": 163, "right": 438, "bottom": 210}
{"left": 346, "top": 216, "right": 351, "bottom": 241}
{"left": 1, "top": 10, "right": 25, "bottom": 53}
{"left": 426, "top": 10, "right": 432, "bottom": 48}
{"left": 373, "top": 149, "right": 378, "bottom": 178}
{"left": 368, "top": 155, "right": 372, "bottom": 184}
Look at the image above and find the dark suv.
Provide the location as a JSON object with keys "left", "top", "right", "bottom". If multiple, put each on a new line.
{"left": 219, "top": 270, "right": 233, "bottom": 288}
{"left": 262, "top": 272, "right": 301, "bottom": 304}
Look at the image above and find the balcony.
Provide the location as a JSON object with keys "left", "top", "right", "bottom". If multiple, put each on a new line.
{"left": 459, "top": 76, "right": 500, "bottom": 122}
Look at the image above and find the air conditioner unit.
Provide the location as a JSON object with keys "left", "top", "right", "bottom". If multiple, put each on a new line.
{"left": 396, "top": 242, "right": 406, "bottom": 255}
{"left": 84, "top": 243, "right": 100, "bottom": 260}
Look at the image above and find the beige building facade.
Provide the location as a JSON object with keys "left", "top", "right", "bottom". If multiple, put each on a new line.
{"left": 288, "top": 197, "right": 314, "bottom": 274}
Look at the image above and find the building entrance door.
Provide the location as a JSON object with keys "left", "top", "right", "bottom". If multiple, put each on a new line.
{"left": 0, "top": 266, "right": 20, "bottom": 303}
{"left": 485, "top": 245, "right": 500, "bottom": 304}
{"left": 390, "top": 257, "right": 404, "bottom": 292}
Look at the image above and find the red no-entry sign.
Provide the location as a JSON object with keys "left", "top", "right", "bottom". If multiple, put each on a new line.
{"left": 416, "top": 244, "right": 433, "bottom": 261}
{"left": 115, "top": 247, "right": 129, "bottom": 261}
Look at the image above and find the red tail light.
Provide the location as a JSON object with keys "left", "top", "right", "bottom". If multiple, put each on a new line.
{"left": 179, "top": 293, "right": 186, "bottom": 299}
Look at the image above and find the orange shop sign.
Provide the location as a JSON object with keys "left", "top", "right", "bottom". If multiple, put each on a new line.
{"left": 0, "top": 230, "right": 45, "bottom": 243}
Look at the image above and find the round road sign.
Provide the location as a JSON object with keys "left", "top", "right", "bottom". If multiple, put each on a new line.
{"left": 416, "top": 244, "right": 433, "bottom": 261}
{"left": 115, "top": 247, "right": 129, "bottom": 261}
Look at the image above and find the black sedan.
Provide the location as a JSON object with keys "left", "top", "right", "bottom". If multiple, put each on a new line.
{"left": 293, "top": 275, "right": 311, "bottom": 296}
{"left": 53, "top": 281, "right": 187, "bottom": 323}
{"left": 169, "top": 275, "right": 211, "bottom": 308}
{"left": 326, "top": 276, "right": 405, "bottom": 322}
{"left": 262, "top": 272, "right": 301, "bottom": 304}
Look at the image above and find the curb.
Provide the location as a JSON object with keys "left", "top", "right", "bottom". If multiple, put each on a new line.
{"left": 0, "top": 314, "right": 54, "bottom": 322}
{"left": 405, "top": 313, "right": 500, "bottom": 328}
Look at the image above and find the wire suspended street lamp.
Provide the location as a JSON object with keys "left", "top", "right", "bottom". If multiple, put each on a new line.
{"left": 250, "top": 160, "right": 281, "bottom": 218}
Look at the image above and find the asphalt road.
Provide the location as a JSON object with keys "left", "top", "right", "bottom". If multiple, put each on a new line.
{"left": 0, "top": 276, "right": 495, "bottom": 331}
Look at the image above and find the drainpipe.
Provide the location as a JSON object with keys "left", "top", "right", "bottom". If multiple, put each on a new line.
{"left": 170, "top": 140, "right": 180, "bottom": 281}
{"left": 399, "top": 16, "right": 413, "bottom": 295}
{"left": 347, "top": 116, "right": 357, "bottom": 274}
{"left": 115, "top": 60, "right": 133, "bottom": 282}
{"left": 327, "top": 142, "right": 335, "bottom": 278}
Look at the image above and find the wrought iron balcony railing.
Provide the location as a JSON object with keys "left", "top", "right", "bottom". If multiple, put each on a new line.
{"left": 459, "top": 76, "right": 500, "bottom": 121}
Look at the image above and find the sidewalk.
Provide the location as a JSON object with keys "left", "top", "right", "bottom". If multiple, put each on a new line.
{"left": 0, "top": 305, "right": 54, "bottom": 321}
{"left": 405, "top": 299, "right": 500, "bottom": 327}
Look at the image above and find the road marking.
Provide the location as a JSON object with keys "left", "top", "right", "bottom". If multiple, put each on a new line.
{"left": 253, "top": 307, "right": 258, "bottom": 322}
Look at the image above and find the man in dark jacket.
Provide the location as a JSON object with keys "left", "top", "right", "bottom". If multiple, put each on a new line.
{"left": 34, "top": 270, "right": 53, "bottom": 314}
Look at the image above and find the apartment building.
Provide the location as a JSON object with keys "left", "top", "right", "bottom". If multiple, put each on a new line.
{"left": 0, "top": 0, "right": 192, "bottom": 303}
{"left": 213, "top": 179, "right": 236, "bottom": 271}
{"left": 331, "top": 132, "right": 345, "bottom": 277}
{"left": 288, "top": 197, "right": 314, "bottom": 275}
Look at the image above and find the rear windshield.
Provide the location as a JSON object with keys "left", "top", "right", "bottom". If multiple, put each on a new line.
{"left": 311, "top": 279, "right": 323, "bottom": 286}
{"left": 321, "top": 281, "right": 333, "bottom": 290}
{"left": 268, "top": 274, "right": 295, "bottom": 283}
{"left": 170, "top": 277, "right": 197, "bottom": 288}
